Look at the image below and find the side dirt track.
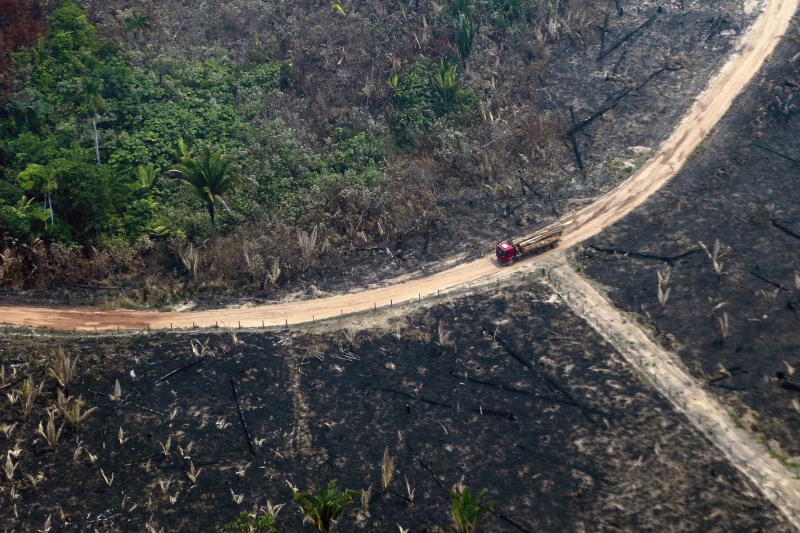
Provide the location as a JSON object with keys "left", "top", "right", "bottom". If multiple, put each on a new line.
{"left": 541, "top": 253, "right": 800, "bottom": 529}
{"left": 0, "top": 0, "right": 797, "bottom": 331}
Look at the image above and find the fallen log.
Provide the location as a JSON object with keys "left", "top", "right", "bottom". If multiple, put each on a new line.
{"left": 231, "top": 377, "right": 257, "bottom": 456}
{"left": 155, "top": 358, "right": 205, "bottom": 385}
{"left": 749, "top": 269, "right": 791, "bottom": 292}
{"left": 586, "top": 245, "right": 702, "bottom": 263}
{"left": 597, "top": 14, "right": 657, "bottom": 61}
{"left": 772, "top": 219, "right": 800, "bottom": 240}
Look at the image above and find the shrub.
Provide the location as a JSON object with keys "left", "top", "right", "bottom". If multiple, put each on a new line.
{"left": 449, "top": 486, "right": 497, "bottom": 533}
{"left": 293, "top": 480, "right": 360, "bottom": 532}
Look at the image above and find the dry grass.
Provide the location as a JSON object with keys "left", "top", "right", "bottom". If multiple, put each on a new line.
{"left": 16, "top": 376, "right": 44, "bottom": 419}
{"left": 37, "top": 409, "right": 64, "bottom": 450}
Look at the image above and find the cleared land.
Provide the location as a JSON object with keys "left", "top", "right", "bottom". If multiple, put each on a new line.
{"left": 577, "top": 0, "right": 800, "bottom": 483}
{"left": 0, "top": 285, "right": 792, "bottom": 532}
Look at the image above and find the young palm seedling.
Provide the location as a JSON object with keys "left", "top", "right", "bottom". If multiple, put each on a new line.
{"left": 48, "top": 346, "right": 78, "bottom": 395}
{"left": 230, "top": 488, "right": 245, "bottom": 505}
{"left": 717, "top": 312, "right": 730, "bottom": 342}
{"left": 436, "top": 321, "right": 453, "bottom": 349}
{"left": 186, "top": 461, "right": 202, "bottom": 484}
{"left": 4, "top": 453, "right": 18, "bottom": 480}
{"left": 236, "top": 462, "right": 252, "bottom": 478}
{"left": 657, "top": 266, "right": 671, "bottom": 312}
{"left": 17, "top": 376, "right": 44, "bottom": 419}
{"left": 100, "top": 469, "right": 114, "bottom": 487}
{"left": 109, "top": 380, "right": 123, "bottom": 402}
{"left": 159, "top": 435, "right": 172, "bottom": 456}
{"left": 699, "top": 239, "right": 727, "bottom": 281}
{"left": 37, "top": 410, "right": 64, "bottom": 450}
{"left": 59, "top": 392, "right": 97, "bottom": 433}
{"left": 404, "top": 476, "right": 415, "bottom": 503}
{"left": 0, "top": 422, "right": 17, "bottom": 439}
{"left": 381, "top": 447, "right": 395, "bottom": 493}
{"left": 361, "top": 484, "right": 372, "bottom": 513}
{"left": 261, "top": 501, "right": 285, "bottom": 519}
{"left": 294, "top": 480, "right": 360, "bottom": 532}
{"left": 449, "top": 486, "right": 497, "bottom": 533}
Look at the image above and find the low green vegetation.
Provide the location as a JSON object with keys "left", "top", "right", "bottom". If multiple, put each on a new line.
{"left": 220, "top": 511, "right": 277, "bottom": 533}
{"left": 449, "top": 486, "right": 497, "bottom": 533}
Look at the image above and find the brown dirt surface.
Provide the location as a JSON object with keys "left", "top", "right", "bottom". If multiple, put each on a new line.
{"left": 0, "top": 0, "right": 797, "bottom": 331}
{"left": 0, "top": 285, "right": 793, "bottom": 532}
{"left": 575, "top": 0, "right": 800, "bottom": 478}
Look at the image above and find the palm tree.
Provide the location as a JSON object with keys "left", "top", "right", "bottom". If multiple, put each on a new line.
{"left": 293, "top": 480, "right": 360, "bottom": 532}
{"left": 167, "top": 142, "right": 239, "bottom": 231}
{"left": 124, "top": 13, "right": 152, "bottom": 46}
{"left": 433, "top": 60, "right": 460, "bottom": 111}
{"left": 75, "top": 77, "right": 105, "bottom": 164}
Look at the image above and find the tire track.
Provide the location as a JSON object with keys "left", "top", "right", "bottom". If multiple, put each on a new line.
{"left": 542, "top": 253, "right": 800, "bottom": 530}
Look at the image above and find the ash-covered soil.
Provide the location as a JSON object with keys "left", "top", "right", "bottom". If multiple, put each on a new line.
{"left": 313, "top": 0, "right": 757, "bottom": 294}
{"left": 0, "top": 283, "right": 790, "bottom": 532}
{"left": 578, "top": 10, "right": 800, "bottom": 466}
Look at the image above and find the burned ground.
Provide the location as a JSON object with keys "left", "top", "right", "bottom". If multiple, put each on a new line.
{"left": 0, "top": 283, "right": 790, "bottom": 532}
{"left": 578, "top": 11, "right": 800, "bottom": 468}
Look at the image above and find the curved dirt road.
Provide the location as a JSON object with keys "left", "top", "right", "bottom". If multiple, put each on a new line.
{"left": 1, "top": 0, "right": 797, "bottom": 331}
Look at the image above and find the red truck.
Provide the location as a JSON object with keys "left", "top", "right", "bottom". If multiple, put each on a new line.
{"left": 496, "top": 221, "right": 571, "bottom": 264}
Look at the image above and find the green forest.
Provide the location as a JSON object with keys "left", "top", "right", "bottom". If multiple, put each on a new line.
{"left": 0, "top": 0, "right": 582, "bottom": 300}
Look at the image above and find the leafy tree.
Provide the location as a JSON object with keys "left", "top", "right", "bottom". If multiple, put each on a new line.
{"left": 167, "top": 141, "right": 239, "bottom": 231}
{"left": 449, "top": 487, "right": 497, "bottom": 533}
{"left": 293, "top": 480, "right": 360, "bottom": 532}
{"left": 17, "top": 163, "right": 56, "bottom": 226}
{"left": 0, "top": 195, "right": 48, "bottom": 242}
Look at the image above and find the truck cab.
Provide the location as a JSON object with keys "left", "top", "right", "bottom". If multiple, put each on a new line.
{"left": 496, "top": 241, "right": 516, "bottom": 264}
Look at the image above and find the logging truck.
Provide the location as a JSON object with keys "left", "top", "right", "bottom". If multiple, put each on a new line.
{"left": 495, "top": 221, "right": 572, "bottom": 264}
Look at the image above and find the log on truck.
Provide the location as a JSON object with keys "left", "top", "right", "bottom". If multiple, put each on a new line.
{"left": 495, "top": 220, "right": 572, "bottom": 264}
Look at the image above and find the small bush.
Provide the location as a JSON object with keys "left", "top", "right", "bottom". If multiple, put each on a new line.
{"left": 220, "top": 511, "right": 276, "bottom": 533}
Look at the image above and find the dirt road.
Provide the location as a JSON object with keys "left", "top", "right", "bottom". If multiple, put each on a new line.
{"left": 541, "top": 254, "right": 800, "bottom": 529}
{"left": 1, "top": 0, "right": 797, "bottom": 331}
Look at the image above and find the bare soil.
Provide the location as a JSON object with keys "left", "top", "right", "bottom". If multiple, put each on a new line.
{"left": 578, "top": 9, "right": 800, "bottom": 466}
{"left": 0, "top": 285, "right": 792, "bottom": 532}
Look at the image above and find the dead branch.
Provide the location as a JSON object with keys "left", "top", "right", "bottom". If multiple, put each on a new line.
{"left": 772, "top": 219, "right": 800, "bottom": 240}
{"left": 586, "top": 245, "right": 701, "bottom": 263}
{"left": 597, "top": 14, "right": 657, "bottom": 61}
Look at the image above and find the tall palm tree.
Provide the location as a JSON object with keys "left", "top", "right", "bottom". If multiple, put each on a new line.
{"left": 167, "top": 142, "right": 239, "bottom": 231}
{"left": 124, "top": 13, "right": 152, "bottom": 46}
{"left": 75, "top": 77, "right": 105, "bottom": 164}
